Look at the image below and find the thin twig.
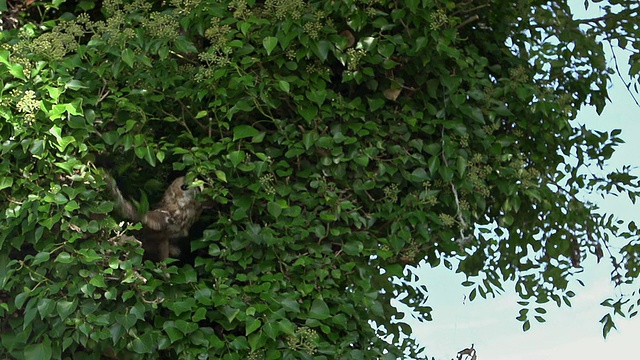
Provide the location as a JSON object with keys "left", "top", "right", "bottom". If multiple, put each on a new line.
{"left": 456, "top": 14, "right": 479, "bottom": 30}
{"left": 608, "top": 41, "right": 640, "bottom": 108}
{"left": 453, "top": 3, "right": 490, "bottom": 16}
{"left": 441, "top": 127, "right": 471, "bottom": 244}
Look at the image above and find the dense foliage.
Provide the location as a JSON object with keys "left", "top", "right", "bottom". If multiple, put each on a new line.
{"left": 0, "top": 0, "right": 639, "bottom": 358}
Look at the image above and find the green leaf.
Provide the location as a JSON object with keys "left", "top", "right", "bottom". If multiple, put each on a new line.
{"left": 285, "top": 147, "right": 304, "bottom": 158}
{"left": 263, "top": 322, "right": 279, "bottom": 339}
{"left": 368, "top": 97, "right": 385, "bottom": 111}
{"left": 45, "top": 86, "right": 63, "bottom": 102}
{"left": 192, "top": 307, "right": 207, "bottom": 322}
{"left": 378, "top": 43, "right": 395, "bottom": 58}
{"left": 56, "top": 136, "right": 75, "bottom": 152}
{"left": 298, "top": 105, "right": 318, "bottom": 122}
{"left": 280, "top": 297, "right": 300, "bottom": 313}
{"left": 233, "top": 125, "right": 260, "bottom": 140}
{"left": 343, "top": 241, "right": 363, "bottom": 255}
{"left": 215, "top": 170, "right": 227, "bottom": 183}
{"left": 263, "top": 36, "right": 278, "bottom": 55}
{"left": 122, "top": 48, "right": 135, "bottom": 68}
{"left": 174, "top": 36, "right": 198, "bottom": 53}
{"left": 267, "top": 201, "right": 282, "bottom": 219}
{"left": 222, "top": 306, "right": 240, "bottom": 323}
{"left": 0, "top": 176, "right": 13, "bottom": 191}
{"left": 410, "top": 168, "right": 429, "bottom": 182}
{"left": 9, "top": 63, "right": 25, "bottom": 80}
{"left": 456, "top": 156, "right": 467, "bottom": 176}
{"left": 278, "top": 319, "right": 296, "bottom": 335}
{"left": 0, "top": 49, "right": 8, "bottom": 64}
{"left": 49, "top": 125, "right": 62, "bottom": 142}
{"left": 353, "top": 154, "right": 369, "bottom": 167}
{"left": 30, "top": 139, "right": 44, "bottom": 157}
{"left": 15, "top": 292, "right": 29, "bottom": 309}
{"left": 89, "top": 274, "right": 107, "bottom": 288}
{"left": 246, "top": 316, "right": 262, "bottom": 336}
{"left": 116, "top": 313, "right": 138, "bottom": 330}
{"left": 309, "top": 299, "right": 330, "bottom": 320}
{"left": 163, "top": 323, "right": 183, "bottom": 343}
{"left": 131, "top": 333, "right": 154, "bottom": 354}
{"left": 277, "top": 80, "right": 290, "bottom": 93}
{"left": 302, "top": 131, "right": 317, "bottom": 150}
{"left": 56, "top": 300, "right": 76, "bottom": 320}
{"left": 228, "top": 150, "right": 246, "bottom": 168}
{"left": 65, "top": 79, "right": 88, "bottom": 90}
{"left": 64, "top": 200, "right": 79, "bottom": 211}
{"left": 428, "top": 156, "right": 440, "bottom": 176}
{"left": 24, "top": 339, "right": 52, "bottom": 360}
{"left": 37, "top": 298, "right": 56, "bottom": 319}
{"left": 175, "top": 319, "right": 198, "bottom": 334}
{"left": 311, "top": 40, "right": 331, "bottom": 62}
{"left": 405, "top": 0, "right": 419, "bottom": 12}
{"left": 306, "top": 89, "right": 327, "bottom": 105}
{"left": 600, "top": 314, "right": 617, "bottom": 338}
{"left": 32, "top": 252, "right": 50, "bottom": 266}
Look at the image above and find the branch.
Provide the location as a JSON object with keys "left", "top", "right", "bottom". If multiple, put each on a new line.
{"left": 574, "top": 8, "right": 639, "bottom": 26}
{"left": 608, "top": 41, "right": 640, "bottom": 108}
{"left": 574, "top": 14, "right": 610, "bottom": 25}
{"left": 456, "top": 14, "right": 479, "bottom": 30}
{"left": 441, "top": 127, "right": 472, "bottom": 245}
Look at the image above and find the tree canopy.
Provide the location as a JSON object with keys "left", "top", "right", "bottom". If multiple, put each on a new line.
{"left": 0, "top": 0, "right": 639, "bottom": 358}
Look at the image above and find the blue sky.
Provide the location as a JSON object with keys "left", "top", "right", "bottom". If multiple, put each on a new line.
{"left": 404, "top": 1, "right": 640, "bottom": 358}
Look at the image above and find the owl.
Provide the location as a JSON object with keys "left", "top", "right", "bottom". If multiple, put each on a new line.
{"left": 108, "top": 175, "right": 203, "bottom": 261}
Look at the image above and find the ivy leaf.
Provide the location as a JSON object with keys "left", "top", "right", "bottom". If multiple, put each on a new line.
{"left": 56, "top": 300, "right": 77, "bottom": 320}
{"left": 37, "top": 298, "right": 56, "bottom": 319}
{"left": 215, "top": 170, "right": 227, "bottom": 183}
{"left": 246, "top": 316, "right": 262, "bottom": 336}
{"left": 278, "top": 80, "right": 290, "bottom": 93}
{"left": 280, "top": 297, "right": 300, "bottom": 313}
{"left": 309, "top": 299, "right": 330, "bottom": 320}
{"left": 410, "top": 168, "right": 429, "bottom": 183}
{"left": 228, "top": 150, "right": 246, "bottom": 167}
{"left": 298, "top": 105, "right": 318, "bottom": 122}
{"left": 311, "top": 40, "right": 331, "bottom": 62}
{"left": 65, "top": 80, "right": 88, "bottom": 90}
{"left": 233, "top": 125, "right": 259, "bottom": 140}
{"left": 0, "top": 176, "right": 13, "bottom": 191}
{"left": 263, "top": 37, "right": 278, "bottom": 55}
{"left": 8, "top": 63, "right": 25, "bottom": 80}
{"left": 267, "top": 201, "right": 282, "bottom": 219}
{"left": 131, "top": 333, "right": 154, "bottom": 354}
{"left": 24, "top": 339, "right": 52, "bottom": 360}
{"left": 121, "top": 48, "right": 134, "bottom": 68}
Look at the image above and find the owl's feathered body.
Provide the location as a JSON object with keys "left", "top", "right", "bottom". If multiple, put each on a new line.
{"left": 108, "top": 176, "right": 202, "bottom": 261}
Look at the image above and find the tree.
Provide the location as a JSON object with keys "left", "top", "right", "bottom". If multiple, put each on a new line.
{"left": 0, "top": 0, "right": 639, "bottom": 358}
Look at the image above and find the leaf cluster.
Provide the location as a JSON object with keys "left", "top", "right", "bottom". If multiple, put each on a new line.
{"left": 1, "top": 0, "right": 640, "bottom": 358}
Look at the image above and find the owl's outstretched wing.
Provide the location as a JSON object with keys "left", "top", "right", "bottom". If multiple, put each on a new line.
{"left": 106, "top": 174, "right": 140, "bottom": 223}
{"left": 141, "top": 209, "right": 171, "bottom": 232}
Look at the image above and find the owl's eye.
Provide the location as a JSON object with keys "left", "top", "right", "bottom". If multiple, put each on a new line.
{"left": 180, "top": 183, "right": 189, "bottom": 191}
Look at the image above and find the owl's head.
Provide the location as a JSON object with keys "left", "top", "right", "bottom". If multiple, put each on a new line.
{"left": 163, "top": 176, "right": 202, "bottom": 207}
